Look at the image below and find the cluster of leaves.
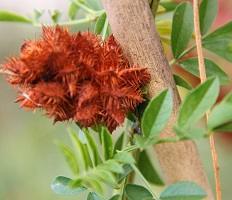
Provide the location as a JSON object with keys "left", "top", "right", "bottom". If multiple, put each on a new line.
{"left": 53, "top": 126, "right": 207, "bottom": 200}
{"left": 170, "top": 0, "right": 231, "bottom": 88}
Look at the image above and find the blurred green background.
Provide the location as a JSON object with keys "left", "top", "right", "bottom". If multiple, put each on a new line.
{"left": 0, "top": 0, "right": 232, "bottom": 200}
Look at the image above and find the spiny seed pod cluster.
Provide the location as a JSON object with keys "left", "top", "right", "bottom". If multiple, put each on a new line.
{"left": 1, "top": 26, "right": 150, "bottom": 131}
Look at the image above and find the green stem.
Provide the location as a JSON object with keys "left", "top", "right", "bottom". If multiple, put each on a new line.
{"left": 132, "top": 164, "right": 160, "bottom": 200}
{"left": 72, "top": 0, "right": 96, "bottom": 15}
{"left": 169, "top": 44, "right": 196, "bottom": 66}
{"left": 33, "top": 16, "right": 96, "bottom": 27}
{"left": 122, "top": 144, "right": 138, "bottom": 152}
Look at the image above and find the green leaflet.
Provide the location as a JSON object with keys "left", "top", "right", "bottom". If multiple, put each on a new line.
{"left": 125, "top": 184, "right": 153, "bottom": 200}
{"left": 0, "top": 10, "right": 32, "bottom": 23}
{"left": 208, "top": 93, "right": 232, "bottom": 131}
{"left": 203, "top": 21, "right": 232, "bottom": 62}
{"left": 137, "top": 150, "right": 164, "bottom": 185}
{"left": 87, "top": 192, "right": 104, "bottom": 200}
{"left": 179, "top": 58, "right": 230, "bottom": 85}
{"left": 101, "top": 127, "right": 113, "bottom": 160}
{"left": 177, "top": 77, "right": 219, "bottom": 129}
{"left": 57, "top": 142, "right": 79, "bottom": 175}
{"left": 68, "top": 2, "right": 80, "bottom": 20}
{"left": 51, "top": 176, "right": 86, "bottom": 195}
{"left": 94, "top": 12, "right": 107, "bottom": 34}
{"left": 141, "top": 89, "right": 172, "bottom": 140}
{"left": 199, "top": 0, "right": 218, "bottom": 35}
{"left": 171, "top": 2, "right": 194, "bottom": 58}
{"left": 160, "top": 181, "right": 206, "bottom": 200}
{"left": 84, "top": 128, "right": 102, "bottom": 166}
{"left": 174, "top": 74, "right": 192, "bottom": 90}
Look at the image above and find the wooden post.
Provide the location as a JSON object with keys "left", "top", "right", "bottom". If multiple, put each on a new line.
{"left": 101, "top": 0, "right": 214, "bottom": 199}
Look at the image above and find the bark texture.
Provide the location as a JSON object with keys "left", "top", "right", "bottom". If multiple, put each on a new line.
{"left": 101, "top": 0, "right": 214, "bottom": 199}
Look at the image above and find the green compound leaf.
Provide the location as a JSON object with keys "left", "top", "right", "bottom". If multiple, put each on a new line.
{"left": 208, "top": 93, "right": 232, "bottom": 131}
{"left": 0, "top": 10, "right": 32, "bottom": 23}
{"left": 203, "top": 21, "right": 232, "bottom": 62}
{"left": 160, "top": 181, "right": 207, "bottom": 200}
{"left": 141, "top": 89, "right": 173, "bottom": 140}
{"left": 137, "top": 150, "right": 164, "bottom": 186}
{"left": 177, "top": 77, "right": 219, "bottom": 129}
{"left": 179, "top": 58, "right": 230, "bottom": 85}
{"left": 171, "top": 2, "right": 194, "bottom": 58}
{"left": 199, "top": 0, "right": 218, "bottom": 35}
{"left": 174, "top": 74, "right": 192, "bottom": 90}
{"left": 51, "top": 176, "right": 86, "bottom": 196}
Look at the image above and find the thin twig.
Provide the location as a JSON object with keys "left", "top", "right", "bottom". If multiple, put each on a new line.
{"left": 193, "top": 0, "right": 221, "bottom": 200}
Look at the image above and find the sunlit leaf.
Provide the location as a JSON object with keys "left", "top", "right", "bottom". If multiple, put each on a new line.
{"left": 57, "top": 142, "right": 79, "bottom": 175}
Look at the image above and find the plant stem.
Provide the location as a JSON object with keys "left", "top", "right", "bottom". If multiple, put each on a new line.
{"left": 169, "top": 44, "right": 196, "bottom": 66}
{"left": 72, "top": 0, "right": 97, "bottom": 15}
{"left": 122, "top": 144, "right": 138, "bottom": 152}
{"left": 193, "top": 1, "right": 221, "bottom": 200}
{"left": 132, "top": 164, "right": 160, "bottom": 200}
{"left": 33, "top": 16, "right": 95, "bottom": 27}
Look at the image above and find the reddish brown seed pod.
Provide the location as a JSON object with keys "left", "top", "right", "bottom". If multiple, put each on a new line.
{"left": 1, "top": 26, "right": 150, "bottom": 131}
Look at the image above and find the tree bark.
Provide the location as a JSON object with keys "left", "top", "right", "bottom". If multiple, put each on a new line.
{"left": 101, "top": 0, "right": 214, "bottom": 199}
